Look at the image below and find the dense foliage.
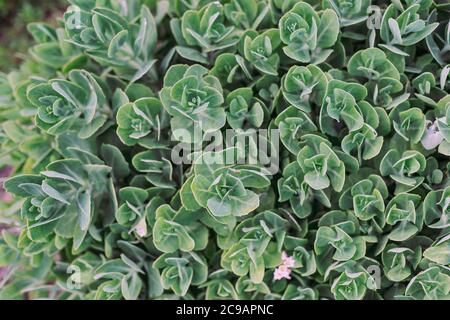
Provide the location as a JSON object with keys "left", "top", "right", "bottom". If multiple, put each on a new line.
{"left": 0, "top": 0, "right": 450, "bottom": 300}
{"left": 0, "top": 0, "right": 66, "bottom": 71}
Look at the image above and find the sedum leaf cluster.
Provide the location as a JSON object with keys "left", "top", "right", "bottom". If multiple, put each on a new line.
{"left": 0, "top": 0, "right": 450, "bottom": 300}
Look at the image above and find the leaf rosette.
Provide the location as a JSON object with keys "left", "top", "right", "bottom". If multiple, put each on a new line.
{"left": 412, "top": 72, "right": 440, "bottom": 105}
{"left": 93, "top": 254, "right": 146, "bottom": 300}
{"left": 348, "top": 48, "right": 404, "bottom": 108}
{"left": 329, "top": 261, "right": 378, "bottom": 300}
{"left": 341, "top": 123, "right": 384, "bottom": 162}
{"left": 5, "top": 158, "right": 113, "bottom": 251}
{"left": 244, "top": 29, "right": 282, "bottom": 76}
{"left": 380, "top": 149, "right": 426, "bottom": 193}
{"left": 339, "top": 96, "right": 387, "bottom": 163}
{"left": 314, "top": 211, "right": 366, "bottom": 274}
{"left": 235, "top": 275, "right": 271, "bottom": 299}
{"left": 116, "top": 187, "right": 149, "bottom": 237}
{"left": 297, "top": 134, "right": 346, "bottom": 192}
{"left": 209, "top": 53, "right": 252, "bottom": 87}
{"left": 177, "top": 2, "right": 239, "bottom": 56}
{"left": 423, "top": 186, "right": 450, "bottom": 229}
{"left": 225, "top": 88, "right": 265, "bottom": 130}
{"left": 153, "top": 251, "right": 208, "bottom": 296}
{"left": 275, "top": 106, "right": 317, "bottom": 155}
{"left": 279, "top": 2, "right": 340, "bottom": 64}
{"left": 224, "top": 0, "right": 269, "bottom": 30}
{"left": 380, "top": 4, "right": 439, "bottom": 56}
{"left": 201, "top": 271, "right": 239, "bottom": 300}
{"left": 385, "top": 193, "right": 423, "bottom": 242}
{"left": 403, "top": 267, "right": 450, "bottom": 300}
{"left": 423, "top": 235, "right": 450, "bottom": 265}
{"left": 184, "top": 148, "right": 271, "bottom": 219}
{"left": 391, "top": 104, "right": 426, "bottom": 144}
{"left": 339, "top": 174, "right": 387, "bottom": 223}
{"left": 282, "top": 64, "right": 327, "bottom": 113}
{"left": 64, "top": 5, "right": 157, "bottom": 81}
{"left": 153, "top": 204, "right": 209, "bottom": 253}
{"left": 116, "top": 97, "right": 169, "bottom": 148}
{"left": 132, "top": 148, "right": 177, "bottom": 192}
{"left": 222, "top": 211, "right": 287, "bottom": 283}
{"left": 322, "top": 0, "right": 372, "bottom": 27}
{"left": 319, "top": 79, "right": 368, "bottom": 137}
{"left": 284, "top": 237, "right": 317, "bottom": 277}
{"left": 278, "top": 161, "right": 331, "bottom": 218}
{"left": 160, "top": 64, "right": 226, "bottom": 144}
{"left": 27, "top": 70, "right": 109, "bottom": 138}
{"left": 381, "top": 244, "right": 421, "bottom": 282}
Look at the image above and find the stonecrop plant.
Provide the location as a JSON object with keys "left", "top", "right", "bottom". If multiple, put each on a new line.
{"left": 0, "top": 0, "right": 450, "bottom": 300}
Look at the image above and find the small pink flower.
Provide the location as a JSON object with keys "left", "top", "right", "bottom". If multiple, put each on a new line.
{"left": 274, "top": 252, "right": 297, "bottom": 281}
{"left": 281, "top": 251, "right": 296, "bottom": 268}
{"left": 274, "top": 265, "right": 291, "bottom": 280}
{"left": 135, "top": 218, "right": 147, "bottom": 237}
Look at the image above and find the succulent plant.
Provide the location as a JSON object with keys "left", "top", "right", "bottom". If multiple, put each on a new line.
{"left": 1, "top": 0, "right": 449, "bottom": 301}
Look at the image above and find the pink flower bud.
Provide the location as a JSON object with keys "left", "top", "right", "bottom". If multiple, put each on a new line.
{"left": 274, "top": 265, "right": 291, "bottom": 280}
{"left": 135, "top": 218, "right": 147, "bottom": 237}
{"left": 281, "top": 251, "right": 295, "bottom": 268}
{"left": 421, "top": 119, "right": 444, "bottom": 150}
